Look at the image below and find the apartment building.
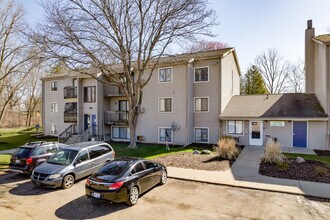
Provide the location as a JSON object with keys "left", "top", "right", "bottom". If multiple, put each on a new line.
{"left": 41, "top": 48, "right": 241, "bottom": 145}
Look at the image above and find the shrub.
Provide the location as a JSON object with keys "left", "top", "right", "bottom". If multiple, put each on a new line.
{"left": 314, "top": 166, "right": 328, "bottom": 176}
{"left": 275, "top": 161, "right": 289, "bottom": 171}
{"left": 261, "top": 140, "right": 286, "bottom": 164}
{"left": 216, "top": 138, "right": 239, "bottom": 160}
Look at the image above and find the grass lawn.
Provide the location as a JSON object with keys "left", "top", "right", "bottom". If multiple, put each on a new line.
{"left": 285, "top": 153, "right": 330, "bottom": 166}
{"left": 0, "top": 127, "right": 57, "bottom": 151}
{"left": 111, "top": 143, "right": 209, "bottom": 159}
{"left": 0, "top": 154, "right": 10, "bottom": 170}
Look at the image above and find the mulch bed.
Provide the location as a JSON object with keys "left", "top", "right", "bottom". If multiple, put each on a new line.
{"left": 314, "top": 150, "right": 330, "bottom": 156}
{"left": 259, "top": 159, "right": 330, "bottom": 184}
{"left": 152, "top": 152, "right": 234, "bottom": 171}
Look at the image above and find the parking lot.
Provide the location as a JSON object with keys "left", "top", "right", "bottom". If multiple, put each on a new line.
{"left": 0, "top": 171, "right": 329, "bottom": 219}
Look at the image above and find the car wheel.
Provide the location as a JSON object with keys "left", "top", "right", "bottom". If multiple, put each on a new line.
{"left": 62, "top": 174, "right": 75, "bottom": 189}
{"left": 126, "top": 186, "right": 139, "bottom": 206}
{"left": 160, "top": 170, "right": 167, "bottom": 185}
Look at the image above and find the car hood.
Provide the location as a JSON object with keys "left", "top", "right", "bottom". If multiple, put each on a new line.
{"left": 33, "top": 162, "right": 66, "bottom": 175}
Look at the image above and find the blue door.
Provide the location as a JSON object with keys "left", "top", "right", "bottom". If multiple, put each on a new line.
{"left": 293, "top": 121, "right": 307, "bottom": 148}
{"left": 84, "top": 114, "right": 90, "bottom": 131}
{"left": 91, "top": 114, "right": 97, "bottom": 136}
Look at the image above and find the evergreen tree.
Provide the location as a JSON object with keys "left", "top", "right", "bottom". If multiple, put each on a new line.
{"left": 241, "top": 65, "right": 268, "bottom": 95}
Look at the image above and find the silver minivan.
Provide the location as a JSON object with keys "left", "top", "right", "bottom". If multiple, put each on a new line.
{"left": 31, "top": 141, "right": 115, "bottom": 189}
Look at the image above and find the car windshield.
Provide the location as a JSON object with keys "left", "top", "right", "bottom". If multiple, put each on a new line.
{"left": 14, "top": 148, "right": 32, "bottom": 158}
{"left": 95, "top": 161, "right": 129, "bottom": 179}
{"left": 47, "top": 149, "right": 78, "bottom": 165}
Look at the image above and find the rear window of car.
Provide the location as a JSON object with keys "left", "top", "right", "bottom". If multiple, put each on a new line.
{"left": 96, "top": 161, "right": 129, "bottom": 178}
{"left": 88, "top": 145, "right": 112, "bottom": 159}
{"left": 31, "top": 147, "right": 45, "bottom": 156}
{"left": 15, "top": 148, "right": 32, "bottom": 158}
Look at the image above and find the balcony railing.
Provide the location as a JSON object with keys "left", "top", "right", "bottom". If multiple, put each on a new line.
{"left": 104, "top": 111, "right": 128, "bottom": 125}
{"left": 104, "top": 84, "right": 125, "bottom": 97}
{"left": 64, "top": 112, "right": 77, "bottom": 123}
{"left": 64, "top": 86, "right": 77, "bottom": 99}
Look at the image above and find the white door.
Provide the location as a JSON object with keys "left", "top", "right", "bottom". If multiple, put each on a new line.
{"left": 249, "top": 121, "right": 263, "bottom": 146}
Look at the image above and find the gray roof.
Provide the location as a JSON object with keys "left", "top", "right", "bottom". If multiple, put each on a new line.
{"left": 64, "top": 141, "right": 108, "bottom": 150}
{"left": 313, "top": 34, "right": 330, "bottom": 45}
{"left": 220, "top": 93, "right": 327, "bottom": 119}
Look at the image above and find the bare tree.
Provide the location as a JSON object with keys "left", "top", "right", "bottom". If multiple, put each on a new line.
{"left": 33, "top": 0, "right": 217, "bottom": 147}
{"left": 287, "top": 60, "right": 305, "bottom": 93}
{"left": 186, "top": 39, "right": 229, "bottom": 53}
{"left": 0, "top": 0, "right": 35, "bottom": 125}
{"left": 25, "top": 62, "right": 43, "bottom": 127}
{"left": 254, "top": 48, "right": 291, "bottom": 94}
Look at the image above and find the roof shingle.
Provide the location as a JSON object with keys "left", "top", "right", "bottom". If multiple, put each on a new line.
{"left": 220, "top": 93, "right": 327, "bottom": 118}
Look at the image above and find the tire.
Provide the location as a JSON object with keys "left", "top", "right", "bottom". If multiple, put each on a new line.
{"left": 62, "top": 174, "right": 75, "bottom": 189}
{"left": 160, "top": 170, "right": 167, "bottom": 185}
{"left": 126, "top": 186, "right": 139, "bottom": 206}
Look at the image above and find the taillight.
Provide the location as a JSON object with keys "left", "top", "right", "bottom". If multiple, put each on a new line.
{"left": 26, "top": 158, "right": 33, "bottom": 165}
{"left": 108, "top": 181, "right": 124, "bottom": 190}
{"left": 86, "top": 178, "right": 90, "bottom": 186}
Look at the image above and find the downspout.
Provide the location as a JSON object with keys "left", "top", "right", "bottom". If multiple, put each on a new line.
{"left": 42, "top": 80, "right": 45, "bottom": 135}
{"left": 185, "top": 58, "right": 194, "bottom": 146}
{"left": 327, "top": 45, "right": 330, "bottom": 149}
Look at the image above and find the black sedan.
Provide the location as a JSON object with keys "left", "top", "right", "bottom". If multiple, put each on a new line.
{"left": 85, "top": 157, "right": 167, "bottom": 206}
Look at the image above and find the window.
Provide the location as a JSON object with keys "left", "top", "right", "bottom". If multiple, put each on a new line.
{"left": 51, "top": 124, "right": 58, "bottom": 135}
{"left": 112, "top": 127, "right": 130, "bottom": 139}
{"left": 159, "top": 98, "right": 172, "bottom": 112}
{"left": 159, "top": 67, "right": 172, "bottom": 83}
{"left": 132, "top": 162, "right": 145, "bottom": 174}
{"left": 194, "top": 67, "right": 209, "bottom": 82}
{"left": 194, "top": 97, "right": 208, "bottom": 112}
{"left": 75, "top": 149, "right": 89, "bottom": 163}
{"left": 45, "top": 145, "right": 58, "bottom": 154}
{"left": 84, "top": 86, "right": 96, "bottom": 102}
{"left": 159, "top": 128, "right": 172, "bottom": 142}
{"left": 195, "top": 128, "right": 209, "bottom": 143}
{"left": 50, "top": 102, "right": 58, "bottom": 113}
{"left": 64, "top": 102, "right": 77, "bottom": 112}
{"left": 51, "top": 81, "right": 58, "bottom": 91}
{"left": 227, "top": 120, "right": 244, "bottom": 135}
{"left": 88, "top": 146, "right": 104, "bottom": 160}
{"left": 144, "top": 161, "right": 157, "bottom": 169}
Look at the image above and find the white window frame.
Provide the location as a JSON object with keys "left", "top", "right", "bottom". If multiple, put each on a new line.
{"left": 50, "top": 81, "right": 58, "bottom": 91}
{"left": 50, "top": 102, "right": 58, "bottom": 113}
{"left": 51, "top": 124, "right": 58, "bottom": 135}
{"left": 158, "top": 67, "right": 173, "bottom": 83}
{"left": 226, "top": 120, "right": 244, "bottom": 136}
{"left": 111, "top": 126, "right": 130, "bottom": 140}
{"left": 194, "top": 66, "right": 209, "bottom": 83}
{"left": 158, "top": 127, "right": 173, "bottom": 143}
{"left": 194, "top": 127, "right": 209, "bottom": 143}
{"left": 194, "top": 96, "right": 209, "bottom": 113}
{"left": 158, "top": 97, "right": 173, "bottom": 113}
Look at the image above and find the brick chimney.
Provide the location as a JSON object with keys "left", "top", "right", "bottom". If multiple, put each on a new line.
{"left": 305, "top": 20, "right": 315, "bottom": 93}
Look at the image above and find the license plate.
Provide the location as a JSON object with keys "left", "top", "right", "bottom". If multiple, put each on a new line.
{"left": 15, "top": 160, "right": 20, "bottom": 164}
{"left": 91, "top": 192, "right": 101, "bottom": 199}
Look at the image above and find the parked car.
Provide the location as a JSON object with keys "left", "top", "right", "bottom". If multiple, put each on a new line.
{"left": 85, "top": 157, "right": 167, "bottom": 206}
{"left": 31, "top": 141, "right": 115, "bottom": 189}
{"left": 9, "top": 141, "right": 66, "bottom": 174}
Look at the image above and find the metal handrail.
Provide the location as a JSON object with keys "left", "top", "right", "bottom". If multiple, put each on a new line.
{"left": 58, "top": 125, "right": 74, "bottom": 143}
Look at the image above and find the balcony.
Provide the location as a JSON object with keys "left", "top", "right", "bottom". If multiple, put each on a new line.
{"left": 104, "top": 84, "right": 125, "bottom": 97}
{"left": 64, "top": 112, "right": 77, "bottom": 123}
{"left": 64, "top": 86, "right": 77, "bottom": 99}
{"left": 104, "top": 111, "right": 128, "bottom": 125}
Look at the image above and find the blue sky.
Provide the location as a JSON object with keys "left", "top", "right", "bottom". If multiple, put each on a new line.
{"left": 20, "top": 0, "right": 330, "bottom": 74}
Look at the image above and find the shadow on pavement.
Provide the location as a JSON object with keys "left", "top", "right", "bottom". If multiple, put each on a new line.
{"left": 0, "top": 171, "right": 30, "bottom": 184}
{"left": 9, "top": 180, "right": 60, "bottom": 196}
{"left": 55, "top": 195, "right": 128, "bottom": 219}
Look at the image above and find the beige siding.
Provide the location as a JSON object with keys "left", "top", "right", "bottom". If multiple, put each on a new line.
{"left": 137, "top": 64, "right": 188, "bottom": 145}
{"left": 221, "top": 53, "right": 240, "bottom": 112}
{"left": 264, "top": 121, "right": 292, "bottom": 147}
{"left": 44, "top": 77, "right": 76, "bottom": 136}
{"left": 314, "top": 44, "right": 327, "bottom": 113}
{"left": 308, "top": 121, "right": 327, "bottom": 150}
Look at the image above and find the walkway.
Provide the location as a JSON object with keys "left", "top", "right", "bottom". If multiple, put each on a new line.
{"left": 168, "top": 145, "right": 330, "bottom": 199}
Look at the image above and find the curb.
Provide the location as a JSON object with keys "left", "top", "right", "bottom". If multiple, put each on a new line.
{"left": 168, "top": 176, "right": 330, "bottom": 200}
